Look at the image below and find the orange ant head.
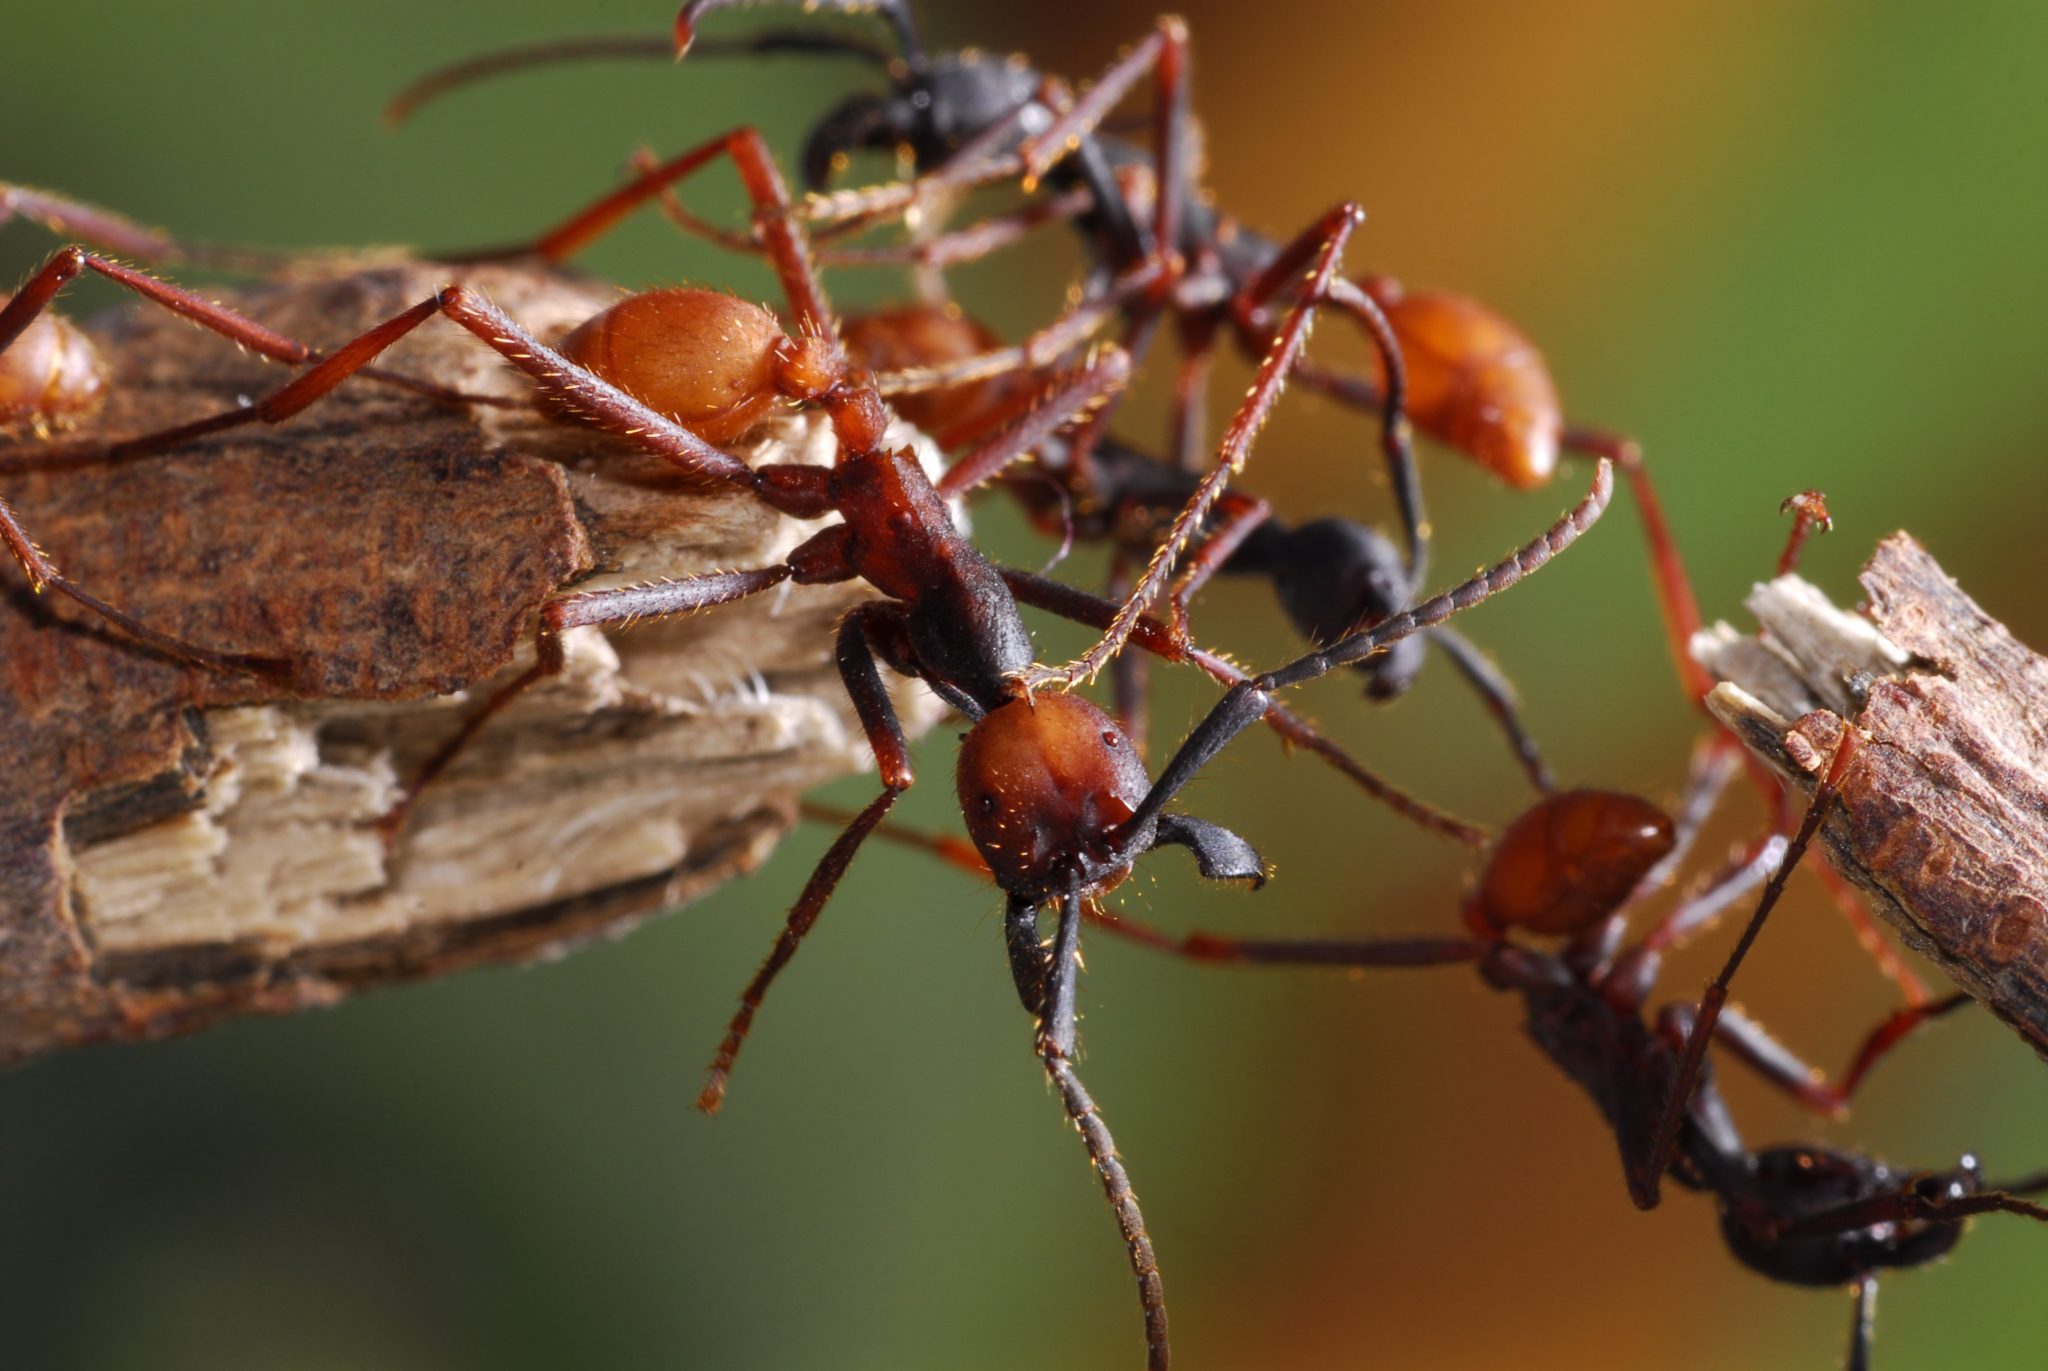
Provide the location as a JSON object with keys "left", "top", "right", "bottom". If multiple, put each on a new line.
{"left": 1357, "top": 276, "right": 1562, "bottom": 490}
{"left": 0, "top": 310, "right": 106, "bottom": 430}
{"left": 1469, "top": 791, "right": 1674, "bottom": 938}
{"left": 558, "top": 287, "right": 788, "bottom": 446}
{"left": 956, "top": 693, "right": 1150, "bottom": 905}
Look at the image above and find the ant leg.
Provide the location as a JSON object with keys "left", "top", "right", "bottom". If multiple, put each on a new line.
{"left": 698, "top": 603, "right": 914, "bottom": 1114}
{"left": 0, "top": 183, "right": 295, "bottom": 273}
{"left": 1643, "top": 725, "right": 1865, "bottom": 1206}
{"left": 1160, "top": 492, "right": 1272, "bottom": 651}
{"left": 1026, "top": 204, "right": 1367, "bottom": 691}
{"left": 0, "top": 493, "right": 288, "bottom": 678}
{"left": 817, "top": 188, "right": 1097, "bottom": 272}
{"left": 1424, "top": 628, "right": 1554, "bottom": 793}
{"left": 1114, "top": 461, "right": 1612, "bottom": 844}
{"left": 934, "top": 349, "right": 1132, "bottom": 499}
{"left": 1697, "top": 993, "right": 1971, "bottom": 1119}
{"left": 1024, "top": 889, "right": 1170, "bottom": 1371}
{"left": 1170, "top": 324, "right": 1218, "bottom": 473}
{"left": 1104, "top": 551, "right": 1153, "bottom": 765}
{"left": 1087, "top": 902, "right": 1486, "bottom": 969}
{"left": 999, "top": 566, "right": 1487, "bottom": 845}
{"left": 1847, "top": 1277, "right": 1876, "bottom": 1371}
{"left": 2, "top": 247, "right": 312, "bottom": 363}
{"left": 871, "top": 258, "right": 1171, "bottom": 397}
{"left": 382, "top": 565, "right": 796, "bottom": 841}
{"left": 1777, "top": 489, "right": 1833, "bottom": 576}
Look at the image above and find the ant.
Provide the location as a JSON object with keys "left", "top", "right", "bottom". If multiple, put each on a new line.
{"left": 0, "top": 130, "right": 1614, "bottom": 1366}
{"left": 855, "top": 737, "right": 2038, "bottom": 1367}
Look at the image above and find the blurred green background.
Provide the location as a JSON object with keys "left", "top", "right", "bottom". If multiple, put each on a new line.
{"left": 6, "top": 2, "right": 2048, "bottom": 1368}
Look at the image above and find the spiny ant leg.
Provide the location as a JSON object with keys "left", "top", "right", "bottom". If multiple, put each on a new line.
{"left": 1114, "top": 460, "right": 1611, "bottom": 846}
{"left": 1027, "top": 204, "right": 1367, "bottom": 692}
{"left": 698, "top": 603, "right": 914, "bottom": 1113}
{"left": 1643, "top": 725, "right": 1865, "bottom": 1209}
{"left": 382, "top": 565, "right": 795, "bottom": 843}
{"left": 1425, "top": 627, "right": 1553, "bottom": 793}
{"left": 1027, "top": 889, "right": 1169, "bottom": 1371}
{"left": 934, "top": 347, "right": 1131, "bottom": 499}
{"left": 998, "top": 566, "right": 1487, "bottom": 846}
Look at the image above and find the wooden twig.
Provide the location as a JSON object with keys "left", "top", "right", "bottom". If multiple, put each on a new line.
{"left": 0, "top": 256, "right": 944, "bottom": 1064}
{"left": 1697, "top": 533, "right": 2048, "bottom": 1058}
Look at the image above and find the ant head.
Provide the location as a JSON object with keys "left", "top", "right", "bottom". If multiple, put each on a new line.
{"left": 558, "top": 288, "right": 789, "bottom": 447}
{"left": 1469, "top": 791, "right": 1674, "bottom": 938}
{"left": 956, "top": 693, "right": 1150, "bottom": 905}
{"left": 802, "top": 53, "right": 1043, "bottom": 190}
{"left": 0, "top": 309, "right": 106, "bottom": 431}
{"left": 955, "top": 693, "right": 1266, "bottom": 906}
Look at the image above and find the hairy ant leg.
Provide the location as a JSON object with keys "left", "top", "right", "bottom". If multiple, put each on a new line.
{"left": 698, "top": 604, "right": 914, "bottom": 1112}
{"left": 1014, "top": 888, "right": 1169, "bottom": 1371}
{"left": 1024, "top": 203, "right": 1367, "bottom": 692}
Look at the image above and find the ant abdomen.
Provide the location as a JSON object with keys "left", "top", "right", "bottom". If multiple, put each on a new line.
{"left": 0, "top": 310, "right": 106, "bottom": 429}
{"left": 1472, "top": 790, "right": 1674, "bottom": 936}
{"left": 1357, "top": 275, "right": 1562, "bottom": 490}
{"left": 556, "top": 286, "right": 790, "bottom": 444}
{"left": 956, "top": 693, "right": 1148, "bottom": 904}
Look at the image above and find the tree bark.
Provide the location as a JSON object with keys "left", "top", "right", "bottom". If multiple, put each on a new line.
{"left": 0, "top": 256, "right": 942, "bottom": 1064}
{"left": 1698, "top": 533, "right": 2048, "bottom": 1059}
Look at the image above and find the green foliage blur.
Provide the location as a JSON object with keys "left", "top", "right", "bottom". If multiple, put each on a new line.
{"left": 5, "top": 3, "right": 2048, "bottom": 1367}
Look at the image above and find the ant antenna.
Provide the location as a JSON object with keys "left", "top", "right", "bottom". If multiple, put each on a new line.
{"left": 676, "top": 1, "right": 923, "bottom": 65}
{"left": 386, "top": 27, "right": 895, "bottom": 129}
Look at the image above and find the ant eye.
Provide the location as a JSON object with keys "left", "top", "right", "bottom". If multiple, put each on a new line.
{"left": 979, "top": 794, "right": 998, "bottom": 814}
{"left": 1101, "top": 730, "right": 1121, "bottom": 748}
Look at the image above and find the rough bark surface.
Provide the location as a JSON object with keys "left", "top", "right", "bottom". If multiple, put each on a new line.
{"left": 0, "top": 256, "right": 942, "bottom": 1064}
{"left": 1697, "top": 534, "right": 2048, "bottom": 1059}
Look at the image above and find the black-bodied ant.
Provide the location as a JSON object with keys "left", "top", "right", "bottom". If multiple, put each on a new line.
{"left": 0, "top": 128, "right": 1614, "bottom": 1365}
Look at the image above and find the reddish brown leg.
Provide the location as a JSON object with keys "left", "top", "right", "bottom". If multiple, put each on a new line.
{"left": 1701, "top": 992, "right": 1971, "bottom": 1119}
{"left": 1161, "top": 491, "right": 1272, "bottom": 648}
{"left": 933, "top": 349, "right": 1132, "bottom": 499}
{"left": 698, "top": 604, "right": 915, "bottom": 1113}
{"left": 381, "top": 565, "right": 796, "bottom": 842}
{"left": 1643, "top": 725, "right": 1865, "bottom": 1207}
{"left": 0, "top": 493, "right": 288, "bottom": 678}
{"left": 1085, "top": 902, "right": 1485, "bottom": 969}
{"left": 1105, "top": 550, "right": 1152, "bottom": 765}
{"left": 1026, "top": 203, "right": 1366, "bottom": 691}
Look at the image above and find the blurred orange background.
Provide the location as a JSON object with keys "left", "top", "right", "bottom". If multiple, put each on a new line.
{"left": 4, "top": 2, "right": 2047, "bottom": 1368}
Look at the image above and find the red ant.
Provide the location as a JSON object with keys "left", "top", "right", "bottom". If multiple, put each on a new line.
{"left": 847, "top": 738, "right": 2037, "bottom": 1367}
{"left": 0, "top": 129, "right": 1612, "bottom": 1364}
